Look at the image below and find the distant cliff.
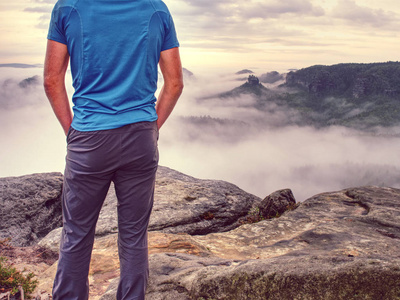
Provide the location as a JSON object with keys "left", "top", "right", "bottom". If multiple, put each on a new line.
{"left": 278, "top": 62, "right": 400, "bottom": 128}
{"left": 284, "top": 62, "right": 400, "bottom": 99}
{"left": 208, "top": 63, "right": 400, "bottom": 129}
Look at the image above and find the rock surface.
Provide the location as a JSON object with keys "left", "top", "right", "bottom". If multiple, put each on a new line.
{"left": 3, "top": 169, "right": 400, "bottom": 300}
{"left": 77, "top": 166, "right": 261, "bottom": 237}
{"left": 0, "top": 173, "right": 63, "bottom": 246}
{"left": 257, "top": 188, "right": 296, "bottom": 219}
{"left": 140, "top": 253, "right": 400, "bottom": 300}
{"left": 14, "top": 166, "right": 259, "bottom": 249}
{"left": 98, "top": 186, "right": 400, "bottom": 299}
{"left": 36, "top": 232, "right": 214, "bottom": 298}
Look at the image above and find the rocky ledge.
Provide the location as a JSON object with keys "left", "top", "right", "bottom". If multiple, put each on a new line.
{"left": 1, "top": 168, "right": 399, "bottom": 299}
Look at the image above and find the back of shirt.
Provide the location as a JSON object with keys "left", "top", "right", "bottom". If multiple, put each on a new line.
{"left": 48, "top": 0, "right": 179, "bottom": 131}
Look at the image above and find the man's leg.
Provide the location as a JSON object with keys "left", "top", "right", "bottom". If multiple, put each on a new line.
{"left": 53, "top": 129, "right": 119, "bottom": 300}
{"left": 113, "top": 122, "right": 159, "bottom": 300}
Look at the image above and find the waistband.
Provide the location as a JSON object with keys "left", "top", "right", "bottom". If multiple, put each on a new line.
{"left": 68, "top": 121, "right": 158, "bottom": 136}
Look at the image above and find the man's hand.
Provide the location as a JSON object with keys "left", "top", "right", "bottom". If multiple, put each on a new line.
{"left": 44, "top": 39, "right": 72, "bottom": 136}
{"left": 156, "top": 47, "right": 184, "bottom": 130}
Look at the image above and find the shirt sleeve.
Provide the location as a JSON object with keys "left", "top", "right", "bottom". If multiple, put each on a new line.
{"left": 161, "top": 14, "right": 179, "bottom": 51}
{"left": 47, "top": 3, "right": 68, "bottom": 45}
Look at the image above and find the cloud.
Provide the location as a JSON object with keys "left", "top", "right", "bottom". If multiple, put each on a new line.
{"left": 0, "top": 75, "right": 45, "bottom": 110}
{"left": 240, "top": 0, "right": 325, "bottom": 19}
{"left": 157, "top": 70, "right": 400, "bottom": 201}
{"left": 32, "top": 0, "right": 56, "bottom": 4}
{"left": 331, "top": 0, "right": 399, "bottom": 28}
{"left": 24, "top": 6, "right": 53, "bottom": 13}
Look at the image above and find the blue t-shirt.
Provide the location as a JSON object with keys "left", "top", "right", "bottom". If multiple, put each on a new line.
{"left": 48, "top": 0, "right": 179, "bottom": 131}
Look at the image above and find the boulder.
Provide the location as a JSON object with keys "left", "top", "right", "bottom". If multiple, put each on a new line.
{"left": 31, "top": 166, "right": 260, "bottom": 249}
{"left": 149, "top": 166, "right": 261, "bottom": 234}
{"left": 69, "top": 166, "right": 261, "bottom": 238}
{"left": 257, "top": 188, "right": 296, "bottom": 219}
{"left": 0, "top": 173, "right": 63, "bottom": 246}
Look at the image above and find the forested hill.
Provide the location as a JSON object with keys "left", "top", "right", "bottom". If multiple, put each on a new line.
{"left": 276, "top": 62, "right": 400, "bottom": 128}
{"left": 284, "top": 62, "right": 400, "bottom": 99}
{"left": 198, "top": 62, "right": 400, "bottom": 130}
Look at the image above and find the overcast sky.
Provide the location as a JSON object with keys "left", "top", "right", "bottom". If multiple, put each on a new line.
{"left": 0, "top": 0, "right": 399, "bottom": 72}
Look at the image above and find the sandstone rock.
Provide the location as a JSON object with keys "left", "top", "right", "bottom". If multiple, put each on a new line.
{"left": 34, "top": 166, "right": 260, "bottom": 251}
{"left": 257, "top": 188, "right": 296, "bottom": 219}
{"left": 17, "top": 172, "right": 400, "bottom": 300}
{"left": 36, "top": 232, "right": 213, "bottom": 299}
{"left": 191, "top": 186, "right": 400, "bottom": 259}
{"left": 59, "top": 166, "right": 260, "bottom": 239}
{"left": 149, "top": 166, "right": 261, "bottom": 235}
{"left": 0, "top": 173, "right": 63, "bottom": 246}
{"left": 98, "top": 186, "right": 400, "bottom": 299}
{"left": 37, "top": 227, "right": 62, "bottom": 253}
{"left": 141, "top": 253, "right": 400, "bottom": 300}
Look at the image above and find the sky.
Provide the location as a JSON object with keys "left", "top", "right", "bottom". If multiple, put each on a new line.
{"left": 0, "top": 0, "right": 399, "bottom": 201}
{"left": 0, "top": 0, "right": 399, "bottom": 72}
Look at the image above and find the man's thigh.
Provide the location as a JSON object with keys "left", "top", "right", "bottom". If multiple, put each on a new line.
{"left": 113, "top": 121, "right": 159, "bottom": 241}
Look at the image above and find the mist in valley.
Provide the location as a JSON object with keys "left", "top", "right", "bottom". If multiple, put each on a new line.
{"left": 1, "top": 67, "right": 399, "bottom": 201}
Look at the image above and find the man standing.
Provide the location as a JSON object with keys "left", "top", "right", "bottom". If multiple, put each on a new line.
{"left": 43, "top": 0, "right": 183, "bottom": 298}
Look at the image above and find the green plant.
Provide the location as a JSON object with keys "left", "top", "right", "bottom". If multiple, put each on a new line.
{"left": 239, "top": 206, "right": 265, "bottom": 225}
{"left": 0, "top": 256, "right": 38, "bottom": 296}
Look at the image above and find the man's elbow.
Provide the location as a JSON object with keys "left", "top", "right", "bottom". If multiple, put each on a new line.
{"left": 43, "top": 74, "right": 63, "bottom": 97}
{"left": 176, "top": 79, "right": 184, "bottom": 95}
{"left": 166, "top": 77, "right": 184, "bottom": 96}
{"left": 43, "top": 75, "right": 54, "bottom": 95}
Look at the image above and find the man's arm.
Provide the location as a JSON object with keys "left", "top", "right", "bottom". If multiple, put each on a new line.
{"left": 43, "top": 39, "right": 72, "bottom": 136}
{"left": 156, "top": 47, "right": 184, "bottom": 130}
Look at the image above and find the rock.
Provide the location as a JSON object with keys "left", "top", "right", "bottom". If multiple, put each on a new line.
{"left": 37, "top": 228, "right": 62, "bottom": 253}
{"left": 98, "top": 186, "right": 400, "bottom": 299}
{"left": 36, "top": 232, "right": 213, "bottom": 298}
{"left": 257, "top": 188, "right": 297, "bottom": 219}
{"left": 31, "top": 166, "right": 260, "bottom": 250}
{"left": 141, "top": 253, "right": 400, "bottom": 300}
{"left": 80, "top": 166, "right": 261, "bottom": 238}
{"left": 190, "top": 186, "right": 400, "bottom": 260}
{"left": 28, "top": 179, "right": 400, "bottom": 300}
{"left": 149, "top": 166, "right": 260, "bottom": 235}
{"left": 0, "top": 173, "right": 63, "bottom": 246}
{"left": 259, "top": 71, "right": 284, "bottom": 84}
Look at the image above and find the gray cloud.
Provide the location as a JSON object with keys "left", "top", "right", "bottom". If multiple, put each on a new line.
{"left": 33, "top": 0, "right": 56, "bottom": 4}
{"left": 157, "top": 70, "right": 400, "bottom": 201}
{"left": 0, "top": 75, "right": 45, "bottom": 110}
{"left": 24, "top": 6, "right": 52, "bottom": 13}
{"left": 240, "top": 0, "right": 325, "bottom": 19}
{"left": 331, "top": 0, "right": 399, "bottom": 28}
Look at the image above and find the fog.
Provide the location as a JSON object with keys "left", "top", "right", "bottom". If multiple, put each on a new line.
{"left": 1, "top": 67, "right": 399, "bottom": 201}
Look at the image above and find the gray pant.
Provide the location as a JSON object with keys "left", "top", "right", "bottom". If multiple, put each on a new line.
{"left": 52, "top": 121, "right": 159, "bottom": 300}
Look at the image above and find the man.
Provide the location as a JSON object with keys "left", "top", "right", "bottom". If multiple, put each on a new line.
{"left": 43, "top": 0, "right": 183, "bottom": 298}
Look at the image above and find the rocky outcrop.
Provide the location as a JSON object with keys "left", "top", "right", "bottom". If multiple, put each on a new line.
{"left": 259, "top": 71, "right": 283, "bottom": 84}
{"left": 96, "top": 186, "right": 400, "bottom": 299}
{"left": 94, "top": 166, "right": 261, "bottom": 237}
{"left": 7, "top": 166, "right": 259, "bottom": 249}
{"left": 140, "top": 252, "right": 400, "bottom": 300}
{"left": 3, "top": 169, "right": 400, "bottom": 299}
{"left": 0, "top": 173, "right": 63, "bottom": 246}
{"left": 150, "top": 166, "right": 260, "bottom": 234}
{"left": 284, "top": 62, "right": 400, "bottom": 100}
